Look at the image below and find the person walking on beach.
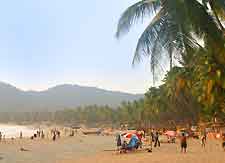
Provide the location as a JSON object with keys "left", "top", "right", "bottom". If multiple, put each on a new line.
{"left": 154, "top": 131, "right": 160, "bottom": 147}
{"left": 180, "top": 133, "right": 187, "bottom": 153}
{"left": 41, "top": 130, "right": 45, "bottom": 139}
{"left": 20, "top": 131, "right": 23, "bottom": 139}
{"left": 53, "top": 132, "right": 56, "bottom": 141}
{"left": 116, "top": 133, "right": 122, "bottom": 151}
{"left": 201, "top": 133, "right": 206, "bottom": 148}
{"left": 147, "top": 132, "right": 153, "bottom": 152}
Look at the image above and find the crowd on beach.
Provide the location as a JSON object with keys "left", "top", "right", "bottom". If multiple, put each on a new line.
{"left": 116, "top": 127, "right": 225, "bottom": 154}
{"left": 0, "top": 124, "right": 224, "bottom": 155}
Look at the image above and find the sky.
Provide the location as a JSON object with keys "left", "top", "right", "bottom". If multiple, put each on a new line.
{"left": 0, "top": 0, "right": 159, "bottom": 94}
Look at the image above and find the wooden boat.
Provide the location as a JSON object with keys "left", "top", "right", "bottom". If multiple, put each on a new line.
{"left": 82, "top": 129, "right": 101, "bottom": 135}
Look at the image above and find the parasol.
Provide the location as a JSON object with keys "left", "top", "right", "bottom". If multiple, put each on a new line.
{"left": 164, "top": 130, "right": 176, "bottom": 137}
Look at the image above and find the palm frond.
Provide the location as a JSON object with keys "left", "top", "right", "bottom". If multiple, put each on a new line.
{"left": 132, "top": 9, "right": 166, "bottom": 66}
{"left": 212, "top": 0, "right": 225, "bottom": 21}
{"left": 184, "top": 0, "right": 224, "bottom": 42}
{"left": 116, "top": 0, "right": 161, "bottom": 38}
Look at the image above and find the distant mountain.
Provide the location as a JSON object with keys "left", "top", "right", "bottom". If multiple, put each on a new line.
{"left": 0, "top": 82, "right": 143, "bottom": 112}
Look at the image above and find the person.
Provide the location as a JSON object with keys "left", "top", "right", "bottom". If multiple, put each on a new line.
{"left": 147, "top": 133, "right": 153, "bottom": 152}
{"left": 171, "top": 136, "right": 176, "bottom": 143}
{"left": 136, "top": 131, "right": 143, "bottom": 148}
{"left": 122, "top": 135, "right": 139, "bottom": 153}
{"left": 200, "top": 133, "right": 206, "bottom": 148}
{"left": 221, "top": 132, "right": 225, "bottom": 151}
{"left": 52, "top": 132, "right": 56, "bottom": 141}
{"left": 116, "top": 134, "right": 122, "bottom": 151}
{"left": 154, "top": 132, "right": 160, "bottom": 147}
{"left": 120, "top": 140, "right": 128, "bottom": 153}
{"left": 180, "top": 133, "right": 187, "bottom": 153}
{"left": 0, "top": 132, "right": 2, "bottom": 142}
{"left": 57, "top": 130, "right": 61, "bottom": 138}
{"left": 70, "top": 130, "right": 75, "bottom": 136}
{"left": 20, "top": 131, "right": 23, "bottom": 139}
{"left": 150, "top": 129, "right": 155, "bottom": 142}
{"left": 41, "top": 131, "right": 45, "bottom": 139}
{"left": 37, "top": 130, "right": 40, "bottom": 138}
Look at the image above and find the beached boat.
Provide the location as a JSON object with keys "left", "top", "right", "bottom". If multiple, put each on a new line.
{"left": 81, "top": 128, "right": 102, "bottom": 135}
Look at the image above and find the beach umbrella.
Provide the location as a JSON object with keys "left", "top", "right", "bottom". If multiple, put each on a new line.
{"left": 164, "top": 131, "right": 176, "bottom": 137}
{"left": 123, "top": 133, "right": 139, "bottom": 139}
{"left": 123, "top": 133, "right": 133, "bottom": 138}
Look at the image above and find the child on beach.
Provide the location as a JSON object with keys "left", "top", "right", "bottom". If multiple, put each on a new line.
{"left": 180, "top": 133, "right": 187, "bottom": 153}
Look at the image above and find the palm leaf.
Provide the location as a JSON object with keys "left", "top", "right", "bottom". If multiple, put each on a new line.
{"left": 116, "top": 0, "right": 161, "bottom": 38}
{"left": 132, "top": 9, "right": 165, "bottom": 66}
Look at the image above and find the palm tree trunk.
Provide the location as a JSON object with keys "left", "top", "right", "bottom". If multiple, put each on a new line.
{"left": 169, "top": 44, "right": 173, "bottom": 70}
{"left": 169, "top": 53, "right": 173, "bottom": 70}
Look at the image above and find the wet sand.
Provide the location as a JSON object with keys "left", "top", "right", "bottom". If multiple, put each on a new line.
{"left": 0, "top": 136, "right": 224, "bottom": 163}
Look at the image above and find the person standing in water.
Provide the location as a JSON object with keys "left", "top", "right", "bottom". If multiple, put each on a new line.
{"left": 180, "top": 133, "right": 187, "bottom": 153}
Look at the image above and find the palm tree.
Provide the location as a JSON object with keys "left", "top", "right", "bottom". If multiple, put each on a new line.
{"left": 116, "top": 0, "right": 225, "bottom": 81}
{"left": 202, "top": 0, "right": 225, "bottom": 31}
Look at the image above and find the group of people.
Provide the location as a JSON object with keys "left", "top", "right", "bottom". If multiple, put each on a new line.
{"left": 30, "top": 130, "right": 45, "bottom": 139}
{"left": 0, "top": 131, "right": 6, "bottom": 142}
{"left": 51, "top": 129, "right": 61, "bottom": 141}
{"left": 116, "top": 133, "right": 142, "bottom": 153}
{"left": 116, "top": 130, "right": 162, "bottom": 153}
{"left": 150, "top": 130, "right": 161, "bottom": 148}
{"left": 116, "top": 128, "right": 225, "bottom": 154}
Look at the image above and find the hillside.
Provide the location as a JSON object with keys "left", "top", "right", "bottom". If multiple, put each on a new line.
{"left": 0, "top": 82, "right": 142, "bottom": 112}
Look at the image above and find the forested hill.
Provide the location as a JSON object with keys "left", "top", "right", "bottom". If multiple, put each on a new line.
{"left": 0, "top": 82, "right": 142, "bottom": 112}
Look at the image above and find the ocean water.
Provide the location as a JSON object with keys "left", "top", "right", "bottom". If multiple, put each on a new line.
{"left": 0, "top": 124, "right": 35, "bottom": 138}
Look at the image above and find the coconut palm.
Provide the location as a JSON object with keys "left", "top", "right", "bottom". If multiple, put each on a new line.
{"left": 116, "top": 0, "right": 225, "bottom": 81}
{"left": 202, "top": 0, "right": 225, "bottom": 31}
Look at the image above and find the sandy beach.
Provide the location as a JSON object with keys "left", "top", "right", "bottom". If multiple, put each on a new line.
{"left": 67, "top": 139, "right": 225, "bottom": 163}
{"left": 0, "top": 135, "right": 114, "bottom": 163}
{"left": 0, "top": 134, "right": 224, "bottom": 163}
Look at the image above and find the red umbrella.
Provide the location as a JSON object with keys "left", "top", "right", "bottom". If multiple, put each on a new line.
{"left": 123, "top": 133, "right": 133, "bottom": 138}
{"left": 164, "top": 131, "right": 176, "bottom": 137}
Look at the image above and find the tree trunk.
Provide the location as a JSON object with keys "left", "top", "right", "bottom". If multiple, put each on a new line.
{"left": 169, "top": 44, "right": 173, "bottom": 70}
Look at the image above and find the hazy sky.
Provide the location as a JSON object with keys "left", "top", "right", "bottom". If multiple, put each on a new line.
{"left": 0, "top": 0, "right": 158, "bottom": 94}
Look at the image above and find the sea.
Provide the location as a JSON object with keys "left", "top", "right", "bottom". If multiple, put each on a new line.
{"left": 0, "top": 124, "right": 35, "bottom": 138}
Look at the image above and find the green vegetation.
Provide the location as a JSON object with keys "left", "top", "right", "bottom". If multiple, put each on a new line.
{"left": 116, "top": 0, "right": 225, "bottom": 122}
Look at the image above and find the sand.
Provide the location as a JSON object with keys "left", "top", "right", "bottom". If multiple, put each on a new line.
{"left": 62, "top": 138, "right": 225, "bottom": 163}
{"left": 0, "top": 135, "right": 114, "bottom": 163}
{"left": 0, "top": 135, "right": 224, "bottom": 163}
